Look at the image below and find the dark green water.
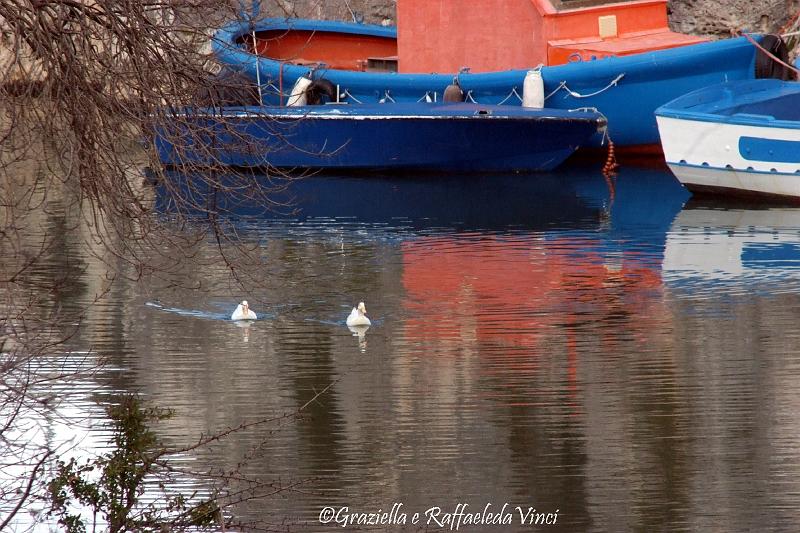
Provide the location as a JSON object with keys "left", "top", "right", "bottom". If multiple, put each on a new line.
{"left": 8, "top": 163, "right": 800, "bottom": 531}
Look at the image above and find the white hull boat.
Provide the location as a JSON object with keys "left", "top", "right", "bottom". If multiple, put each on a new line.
{"left": 656, "top": 79, "right": 800, "bottom": 201}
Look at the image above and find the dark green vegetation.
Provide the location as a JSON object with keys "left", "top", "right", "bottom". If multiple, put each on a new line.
{"left": 47, "top": 397, "right": 220, "bottom": 532}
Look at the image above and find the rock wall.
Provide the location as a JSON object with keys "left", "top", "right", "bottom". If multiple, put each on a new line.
{"left": 259, "top": 0, "right": 395, "bottom": 26}
{"left": 263, "top": 0, "right": 797, "bottom": 38}
{"left": 3, "top": 0, "right": 796, "bottom": 87}
{"left": 668, "top": 0, "right": 797, "bottom": 37}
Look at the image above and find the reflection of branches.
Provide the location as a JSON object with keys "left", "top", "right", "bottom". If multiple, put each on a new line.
{"left": 0, "top": 0, "right": 356, "bottom": 529}
{"left": 0, "top": 450, "right": 52, "bottom": 532}
{"left": 45, "top": 382, "right": 337, "bottom": 531}
{"left": 1, "top": 0, "right": 307, "bottom": 283}
{"left": 0, "top": 0, "right": 390, "bottom": 528}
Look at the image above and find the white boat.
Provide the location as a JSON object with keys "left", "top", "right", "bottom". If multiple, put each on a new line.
{"left": 655, "top": 79, "right": 800, "bottom": 200}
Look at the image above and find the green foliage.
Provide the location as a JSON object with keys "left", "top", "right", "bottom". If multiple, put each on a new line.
{"left": 46, "top": 395, "right": 220, "bottom": 532}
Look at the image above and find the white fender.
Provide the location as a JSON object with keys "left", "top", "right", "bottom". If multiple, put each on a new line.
{"left": 287, "top": 76, "right": 313, "bottom": 106}
{"left": 522, "top": 69, "right": 544, "bottom": 109}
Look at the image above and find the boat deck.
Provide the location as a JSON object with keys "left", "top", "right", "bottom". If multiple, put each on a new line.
{"left": 657, "top": 80, "right": 800, "bottom": 125}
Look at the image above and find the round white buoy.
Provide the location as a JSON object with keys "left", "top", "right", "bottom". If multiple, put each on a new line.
{"left": 522, "top": 70, "right": 544, "bottom": 109}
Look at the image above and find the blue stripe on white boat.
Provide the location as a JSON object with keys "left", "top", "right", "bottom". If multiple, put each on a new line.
{"left": 739, "top": 137, "right": 800, "bottom": 163}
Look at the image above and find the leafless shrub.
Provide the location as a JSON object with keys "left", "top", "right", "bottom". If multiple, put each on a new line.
{"left": 0, "top": 1, "right": 354, "bottom": 529}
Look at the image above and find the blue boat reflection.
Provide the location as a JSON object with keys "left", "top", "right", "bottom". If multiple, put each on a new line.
{"left": 153, "top": 163, "right": 689, "bottom": 234}
{"left": 153, "top": 165, "right": 690, "bottom": 352}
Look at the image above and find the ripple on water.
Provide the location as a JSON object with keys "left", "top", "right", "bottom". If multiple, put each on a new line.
{"left": 12, "top": 166, "right": 800, "bottom": 530}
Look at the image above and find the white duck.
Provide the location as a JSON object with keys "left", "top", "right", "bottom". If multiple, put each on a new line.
{"left": 346, "top": 302, "right": 371, "bottom": 327}
{"left": 231, "top": 300, "right": 257, "bottom": 321}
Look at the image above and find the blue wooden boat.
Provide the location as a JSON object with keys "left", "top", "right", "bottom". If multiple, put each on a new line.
{"left": 211, "top": 18, "right": 770, "bottom": 149}
{"left": 656, "top": 79, "right": 800, "bottom": 200}
{"left": 153, "top": 102, "right": 606, "bottom": 172}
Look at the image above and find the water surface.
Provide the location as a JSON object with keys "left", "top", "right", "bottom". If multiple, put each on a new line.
{"left": 9, "top": 162, "right": 800, "bottom": 532}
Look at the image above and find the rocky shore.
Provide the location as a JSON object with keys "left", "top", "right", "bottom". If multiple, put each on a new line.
{"left": 1, "top": 0, "right": 795, "bottom": 88}
{"left": 274, "top": 0, "right": 796, "bottom": 38}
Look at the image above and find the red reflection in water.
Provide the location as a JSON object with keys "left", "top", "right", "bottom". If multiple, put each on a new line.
{"left": 401, "top": 235, "right": 666, "bottom": 409}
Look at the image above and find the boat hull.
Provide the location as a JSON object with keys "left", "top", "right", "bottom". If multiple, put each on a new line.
{"left": 656, "top": 80, "right": 800, "bottom": 200}
{"left": 154, "top": 103, "right": 605, "bottom": 172}
{"left": 212, "top": 19, "right": 762, "bottom": 148}
{"left": 665, "top": 163, "right": 800, "bottom": 202}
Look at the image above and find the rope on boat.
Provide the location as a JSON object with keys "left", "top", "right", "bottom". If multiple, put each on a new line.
{"left": 740, "top": 32, "right": 800, "bottom": 76}
{"left": 260, "top": 83, "right": 282, "bottom": 95}
{"left": 601, "top": 127, "right": 619, "bottom": 178}
{"left": 417, "top": 91, "right": 440, "bottom": 102}
{"left": 570, "top": 106, "right": 601, "bottom": 113}
{"left": 340, "top": 89, "right": 363, "bottom": 103}
{"left": 267, "top": 74, "right": 620, "bottom": 106}
{"left": 278, "top": 61, "right": 286, "bottom": 106}
{"left": 546, "top": 73, "right": 625, "bottom": 100}
{"left": 251, "top": 30, "right": 263, "bottom": 105}
{"left": 602, "top": 139, "right": 619, "bottom": 177}
{"left": 544, "top": 84, "right": 565, "bottom": 100}
{"left": 497, "top": 87, "right": 523, "bottom": 105}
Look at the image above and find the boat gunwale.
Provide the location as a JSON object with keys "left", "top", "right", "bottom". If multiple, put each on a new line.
{"left": 211, "top": 18, "right": 763, "bottom": 147}
{"left": 656, "top": 81, "right": 800, "bottom": 131}
{"left": 162, "top": 105, "right": 606, "bottom": 124}
{"left": 656, "top": 110, "right": 800, "bottom": 130}
{"left": 212, "top": 18, "right": 760, "bottom": 87}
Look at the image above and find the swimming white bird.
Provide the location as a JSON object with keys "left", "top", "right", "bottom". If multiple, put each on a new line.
{"left": 346, "top": 302, "right": 371, "bottom": 327}
{"left": 231, "top": 300, "right": 257, "bottom": 321}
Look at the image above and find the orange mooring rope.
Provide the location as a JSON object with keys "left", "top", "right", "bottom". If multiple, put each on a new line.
{"left": 602, "top": 137, "right": 618, "bottom": 177}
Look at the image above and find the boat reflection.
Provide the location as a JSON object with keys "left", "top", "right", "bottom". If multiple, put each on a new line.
{"left": 155, "top": 162, "right": 689, "bottom": 231}
{"left": 394, "top": 165, "right": 688, "bottom": 370}
{"left": 400, "top": 233, "right": 665, "bottom": 352}
{"left": 663, "top": 199, "right": 800, "bottom": 289}
{"left": 154, "top": 164, "right": 693, "bottom": 364}
{"left": 155, "top": 168, "right": 605, "bottom": 232}
{"left": 154, "top": 167, "right": 691, "bottom": 358}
